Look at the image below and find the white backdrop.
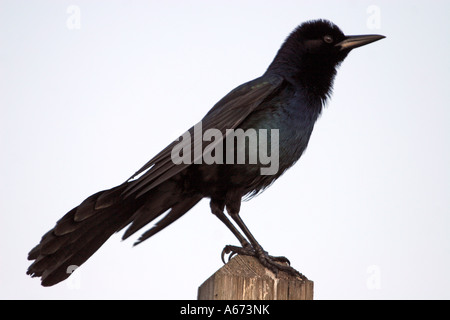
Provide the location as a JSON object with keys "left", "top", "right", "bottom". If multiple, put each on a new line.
{"left": 1, "top": 0, "right": 449, "bottom": 299}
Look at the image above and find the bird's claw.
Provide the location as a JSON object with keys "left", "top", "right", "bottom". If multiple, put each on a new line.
{"left": 221, "top": 245, "right": 253, "bottom": 264}
{"left": 220, "top": 244, "right": 306, "bottom": 280}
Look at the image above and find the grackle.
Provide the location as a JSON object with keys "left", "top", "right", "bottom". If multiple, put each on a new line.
{"left": 27, "top": 20, "right": 384, "bottom": 286}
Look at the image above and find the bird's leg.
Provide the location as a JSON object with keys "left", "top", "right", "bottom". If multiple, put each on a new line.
{"left": 227, "top": 210, "right": 306, "bottom": 280}
{"left": 219, "top": 191, "right": 292, "bottom": 266}
{"left": 210, "top": 200, "right": 253, "bottom": 262}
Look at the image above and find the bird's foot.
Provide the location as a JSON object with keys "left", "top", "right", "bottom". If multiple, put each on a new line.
{"left": 221, "top": 245, "right": 290, "bottom": 265}
{"left": 221, "top": 245, "right": 306, "bottom": 280}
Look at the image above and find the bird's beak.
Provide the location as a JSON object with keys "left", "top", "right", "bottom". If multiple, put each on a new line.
{"left": 336, "top": 34, "right": 385, "bottom": 51}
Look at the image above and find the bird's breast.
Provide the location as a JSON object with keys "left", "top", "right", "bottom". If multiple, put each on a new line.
{"left": 185, "top": 88, "right": 323, "bottom": 199}
{"left": 214, "top": 93, "right": 321, "bottom": 195}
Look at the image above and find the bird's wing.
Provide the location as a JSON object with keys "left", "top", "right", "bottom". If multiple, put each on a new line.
{"left": 123, "top": 74, "right": 284, "bottom": 198}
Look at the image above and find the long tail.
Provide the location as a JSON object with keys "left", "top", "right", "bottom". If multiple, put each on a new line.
{"left": 26, "top": 179, "right": 202, "bottom": 286}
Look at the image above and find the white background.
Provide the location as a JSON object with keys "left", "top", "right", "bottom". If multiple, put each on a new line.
{"left": 1, "top": 0, "right": 449, "bottom": 299}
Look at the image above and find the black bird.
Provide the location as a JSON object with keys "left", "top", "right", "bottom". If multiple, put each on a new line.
{"left": 27, "top": 19, "right": 384, "bottom": 286}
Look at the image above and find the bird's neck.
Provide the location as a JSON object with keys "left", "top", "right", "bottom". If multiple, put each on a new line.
{"left": 266, "top": 49, "right": 337, "bottom": 104}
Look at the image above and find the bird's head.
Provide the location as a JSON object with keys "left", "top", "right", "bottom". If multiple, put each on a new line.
{"left": 267, "top": 19, "right": 385, "bottom": 101}
{"left": 297, "top": 19, "right": 385, "bottom": 63}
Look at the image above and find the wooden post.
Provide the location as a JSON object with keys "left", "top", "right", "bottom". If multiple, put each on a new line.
{"left": 197, "top": 255, "right": 313, "bottom": 300}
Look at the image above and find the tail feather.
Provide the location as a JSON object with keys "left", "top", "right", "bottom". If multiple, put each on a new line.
{"left": 28, "top": 199, "right": 132, "bottom": 285}
{"left": 27, "top": 179, "right": 201, "bottom": 286}
{"left": 121, "top": 180, "right": 179, "bottom": 240}
{"left": 72, "top": 191, "right": 102, "bottom": 222}
{"left": 135, "top": 194, "right": 202, "bottom": 245}
{"left": 92, "top": 184, "right": 127, "bottom": 211}
{"left": 54, "top": 207, "right": 85, "bottom": 236}
{"left": 40, "top": 231, "right": 114, "bottom": 286}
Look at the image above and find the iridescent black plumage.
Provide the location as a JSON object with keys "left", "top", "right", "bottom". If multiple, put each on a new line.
{"left": 27, "top": 20, "right": 384, "bottom": 286}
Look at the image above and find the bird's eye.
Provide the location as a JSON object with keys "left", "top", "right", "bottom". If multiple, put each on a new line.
{"left": 323, "top": 35, "right": 333, "bottom": 44}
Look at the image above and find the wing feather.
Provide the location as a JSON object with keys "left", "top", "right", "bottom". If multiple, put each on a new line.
{"left": 123, "top": 75, "right": 284, "bottom": 198}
